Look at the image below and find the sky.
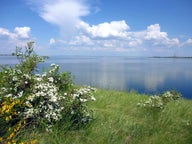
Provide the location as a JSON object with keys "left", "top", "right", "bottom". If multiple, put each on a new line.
{"left": 0, "top": 0, "right": 192, "bottom": 56}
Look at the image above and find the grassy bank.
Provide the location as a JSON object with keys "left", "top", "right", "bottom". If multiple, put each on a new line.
{"left": 28, "top": 89, "right": 192, "bottom": 144}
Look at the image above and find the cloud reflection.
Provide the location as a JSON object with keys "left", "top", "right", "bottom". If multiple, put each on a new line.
{"left": 39, "top": 56, "right": 192, "bottom": 98}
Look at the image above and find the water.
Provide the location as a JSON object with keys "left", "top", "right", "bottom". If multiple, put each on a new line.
{"left": 1, "top": 56, "right": 192, "bottom": 99}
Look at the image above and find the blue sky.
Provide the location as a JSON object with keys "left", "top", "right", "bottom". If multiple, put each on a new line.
{"left": 0, "top": 0, "right": 192, "bottom": 56}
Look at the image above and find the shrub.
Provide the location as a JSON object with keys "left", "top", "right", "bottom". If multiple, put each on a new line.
{"left": 137, "top": 90, "right": 182, "bottom": 111}
{"left": 0, "top": 42, "right": 96, "bottom": 143}
{"left": 161, "top": 90, "right": 181, "bottom": 103}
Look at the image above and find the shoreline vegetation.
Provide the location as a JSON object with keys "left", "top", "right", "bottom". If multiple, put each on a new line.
{"left": 1, "top": 42, "right": 192, "bottom": 143}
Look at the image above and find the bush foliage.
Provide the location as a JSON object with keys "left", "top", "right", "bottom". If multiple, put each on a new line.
{"left": 0, "top": 42, "right": 96, "bottom": 143}
{"left": 137, "top": 90, "right": 182, "bottom": 110}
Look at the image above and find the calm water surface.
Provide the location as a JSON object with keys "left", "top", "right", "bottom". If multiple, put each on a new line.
{"left": 1, "top": 56, "right": 192, "bottom": 99}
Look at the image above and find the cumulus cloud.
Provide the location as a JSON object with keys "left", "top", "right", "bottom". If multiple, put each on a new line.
{"left": 0, "top": 27, "right": 15, "bottom": 39}
{"left": 145, "top": 24, "right": 168, "bottom": 40}
{"left": 1, "top": 0, "right": 190, "bottom": 56}
{"left": 0, "top": 27, "right": 31, "bottom": 39}
{"left": 79, "top": 20, "right": 130, "bottom": 38}
{"left": 29, "top": 0, "right": 90, "bottom": 36}
{"left": 49, "top": 38, "right": 56, "bottom": 44}
{"left": 25, "top": 0, "right": 188, "bottom": 55}
{"left": 142, "top": 24, "right": 180, "bottom": 47}
{"left": 71, "top": 23, "right": 180, "bottom": 53}
{"left": 180, "top": 38, "right": 192, "bottom": 48}
{"left": 0, "top": 26, "right": 32, "bottom": 54}
{"left": 14, "top": 27, "right": 31, "bottom": 39}
{"left": 186, "top": 38, "right": 192, "bottom": 44}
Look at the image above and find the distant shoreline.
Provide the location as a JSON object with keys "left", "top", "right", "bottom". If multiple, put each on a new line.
{"left": 0, "top": 54, "right": 192, "bottom": 59}
{"left": 0, "top": 54, "right": 13, "bottom": 56}
{"left": 151, "top": 56, "right": 192, "bottom": 59}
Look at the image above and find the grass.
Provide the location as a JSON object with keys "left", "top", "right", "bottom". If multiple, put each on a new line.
{"left": 24, "top": 89, "right": 192, "bottom": 144}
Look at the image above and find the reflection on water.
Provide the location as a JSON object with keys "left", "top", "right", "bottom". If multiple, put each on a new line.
{"left": 42, "top": 56, "right": 192, "bottom": 99}
{"left": 1, "top": 56, "right": 192, "bottom": 99}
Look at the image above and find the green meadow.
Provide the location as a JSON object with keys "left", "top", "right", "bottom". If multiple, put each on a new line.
{"left": 29, "top": 89, "right": 192, "bottom": 144}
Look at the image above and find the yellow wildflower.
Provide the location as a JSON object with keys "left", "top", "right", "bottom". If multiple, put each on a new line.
{"left": 12, "top": 139, "right": 17, "bottom": 144}
{"left": 8, "top": 132, "right": 15, "bottom": 140}
{"left": 5, "top": 115, "right": 12, "bottom": 121}
{"left": 30, "top": 139, "right": 38, "bottom": 144}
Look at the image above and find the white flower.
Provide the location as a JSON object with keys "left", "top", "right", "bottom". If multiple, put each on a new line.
{"left": 48, "top": 77, "right": 54, "bottom": 83}
{"left": 50, "top": 96, "right": 57, "bottom": 102}
{"left": 51, "top": 63, "right": 56, "bottom": 66}
{"left": 17, "top": 91, "right": 23, "bottom": 98}
{"left": 36, "top": 77, "right": 42, "bottom": 82}
{"left": 48, "top": 104, "right": 53, "bottom": 110}
{"left": 72, "top": 93, "right": 79, "bottom": 99}
{"left": 5, "top": 94, "right": 12, "bottom": 98}
{"left": 13, "top": 76, "right": 18, "bottom": 81}
{"left": 91, "top": 96, "right": 96, "bottom": 101}
{"left": 80, "top": 98, "right": 88, "bottom": 102}
{"left": 71, "top": 110, "right": 74, "bottom": 114}
{"left": 24, "top": 108, "right": 34, "bottom": 118}
{"left": 42, "top": 73, "right": 47, "bottom": 77}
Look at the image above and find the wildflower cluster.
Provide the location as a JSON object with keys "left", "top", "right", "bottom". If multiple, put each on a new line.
{"left": 69, "top": 86, "right": 97, "bottom": 126}
{"left": 137, "top": 90, "right": 182, "bottom": 110}
{"left": 0, "top": 42, "right": 96, "bottom": 143}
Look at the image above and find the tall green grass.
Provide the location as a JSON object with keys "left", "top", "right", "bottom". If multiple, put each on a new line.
{"left": 29, "top": 89, "right": 192, "bottom": 144}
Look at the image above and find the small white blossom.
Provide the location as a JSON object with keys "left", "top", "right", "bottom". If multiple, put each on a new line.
{"left": 48, "top": 77, "right": 54, "bottom": 83}
{"left": 80, "top": 98, "right": 88, "bottom": 102}
{"left": 50, "top": 96, "right": 57, "bottom": 102}
{"left": 17, "top": 91, "right": 23, "bottom": 98}
{"left": 13, "top": 76, "right": 18, "bottom": 81}
{"left": 42, "top": 73, "right": 47, "bottom": 77}
{"left": 51, "top": 63, "right": 56, "bottom": 66}
{"left": 91, "top": 96, "right": 96, "bottom": 101}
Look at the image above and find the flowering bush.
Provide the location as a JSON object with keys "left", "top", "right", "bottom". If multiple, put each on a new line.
{"left": 137, "top": 95, "right": 164, "bottom": 110}
{"left": 69, "top": 86, "right": 96, "bottom": 127}
{"left": 0, "top": 42, "right": 96, "bottom": 143}
{"left": 137, "top": 90, "right": 182, "bottom": 111}
{"left": 161, "top": 90, "right": 181, "bottom": 103}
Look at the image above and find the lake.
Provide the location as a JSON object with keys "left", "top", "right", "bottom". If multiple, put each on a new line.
{"left": 1, "top": 56, "right": 192, "bottom": 99}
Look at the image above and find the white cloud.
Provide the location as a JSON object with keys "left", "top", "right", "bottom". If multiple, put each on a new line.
{"left": 0, "top": 28, "right": 11, "bottom": 36}
{"left": 14, "top": 27, "right": 31, "bottom": 39}
{"left": 0, "top": 26, "right": 31, "bottom": 40}
{"left": 141, "top": 24, "right": 180, "bottom": 47}
{"left": 60, "top": 22, "right": 182, "bottom": 55}
{"left": 82, "top": 20, "right": 130, "bottom": 38}
{"left": 2, "top": 0, "right": 189, "bottom": 56}
{"left": 27, "top": 0, "right": 182, "bottom": 55}
{"left": 145, "top": 24, "right": 168, "bottom": 40}
{"left": 0, "top": 27, "right": 16, "bottom": 39}
{"left": 180, "top": 38, "right": 192, "bottom": 48}
{"left": 49, "top": 38, "right": 56, "bottom": 44}
{"left": 0, "top": 27, "right": 32, "bottom": 54}
{"left": 70, "top": 35, "right": 93, "bottom": 46}
{"left": 128, "top": 39, "right": 143, "bottom": 47}
{"left": 29, "top": 0, "right": 90, "bottom": 37}
{"left": 186, "top": 38, "right": 192, "bottom": 44}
